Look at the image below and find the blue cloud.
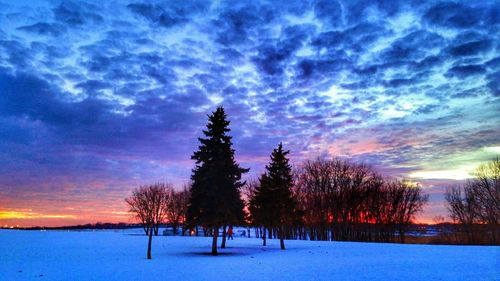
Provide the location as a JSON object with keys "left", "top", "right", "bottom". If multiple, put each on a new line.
{"left": 17, "top": 22, "right": 65, "bottom": 36}
{"left": 314, "top": 0, "right": 342, "bottom": 26}
{"left": 486, "top": 71, "right": 500, "bottom": 96}
{"left": 424, "top": 2, "right": 482, "bottom": 28}
{"left": 53, "top": 2, "right": 103, "bottom": 26}
{"left": 446, "top": 64, "right": 486, "bottom": 78}
{"left": 449, "top": 39, "right": 493, "bottom": 57}
{"left": 127, "top": 3, "right": 189, "bottom": 27}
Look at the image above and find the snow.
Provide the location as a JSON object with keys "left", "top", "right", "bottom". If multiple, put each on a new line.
{"left": 0, "top": 229, "right": 498, "bottom": 281}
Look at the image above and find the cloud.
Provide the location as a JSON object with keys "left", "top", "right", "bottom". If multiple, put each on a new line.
{"left": 17, "top": 22, "right": 65, "bottom": 36}
{"left": 314, "top": 0, "right": 342, "bottom": 26}
{"left": 408, "top": 146, "right": 500, "bottom": 180}
{"left": 127, "top": 3, "right": 188, "bottom": 27}
{"left": 53, "top": 1, "right": 103, "bottom": 26}
{"left": 0, "top": 0, "right": 499, "bottom": 225}
{"left": 424, "top": 2, "right": 482, "bottom": 28}
{"left": 214, "top": 4, "right": 277, "bottom": 46}
{"left": 446, "top": 64, "right": 486, "bottom": 78}
{"left": 486, "top": 71, "right": 500, "bottom": 96}
{"left": 448, "top": 39, "right": 494, "bottom": 57}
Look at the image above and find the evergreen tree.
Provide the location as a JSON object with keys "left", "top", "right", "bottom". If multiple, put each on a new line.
{"left": 250, "top": 143, "right": 299, "bottom": 250}
{"left": 249, "top": 173, "right": 274, "bottom": 246}
{"left": 186, "top": 106, "right": 248, "bottom": 255}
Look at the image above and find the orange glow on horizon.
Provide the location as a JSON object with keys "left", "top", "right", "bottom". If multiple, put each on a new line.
{"left": 0, "top": 207, "right": 133, "bottom": 228}
{"left": 0, "top": 209, "right": 436, "bottom": 228}
{"left": 0, "top": 210, "right": 77, "bottom": 220}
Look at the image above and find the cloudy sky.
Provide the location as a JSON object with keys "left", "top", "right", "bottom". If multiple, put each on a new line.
{"left": 0, "top": 0, "right": 499, "bottom": 226}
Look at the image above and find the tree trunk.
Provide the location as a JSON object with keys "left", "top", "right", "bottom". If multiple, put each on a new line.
{"left": 262, "top": 227, "right": 267, "bottom": 246}
{"left": 211, "top": 226, "right": 219, "bottom": 255}
{"left": 280, "top": 226, "right": 285, "bottom": 250}
{"left": 221, "top": 225, "right": 227, "bottom": 248}
{"left": 400, "top": 230, "right": 406, "bottom": 244}
{"left": 147, "top": 227, "right": 153, "bottom": 259}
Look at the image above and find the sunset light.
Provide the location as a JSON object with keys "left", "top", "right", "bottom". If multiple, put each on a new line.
{"left": 0, "top": 1, "right": 499, "bottom": 229}
{"left": 0, "top": 1, "right": 498, "bottom": 279}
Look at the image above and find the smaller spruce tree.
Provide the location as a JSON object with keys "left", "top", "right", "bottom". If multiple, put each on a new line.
{"left": 250, "top": 143, "right": 299, "bottom": 250}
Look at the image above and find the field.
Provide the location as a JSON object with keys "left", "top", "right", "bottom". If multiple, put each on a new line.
{"left": 0, "top": 229, "right": 498, "bottom": 281}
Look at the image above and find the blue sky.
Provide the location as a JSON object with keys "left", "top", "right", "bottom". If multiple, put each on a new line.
{"left": 0, "top": 0, "right": 499, "bottom": 226}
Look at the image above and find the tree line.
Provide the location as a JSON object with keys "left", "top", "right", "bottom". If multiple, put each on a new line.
{"left": 125, "top": 106, "right": 498, "bottom": 258}
{"left": 253, "top": 158, "right": 430, "bottom": 244}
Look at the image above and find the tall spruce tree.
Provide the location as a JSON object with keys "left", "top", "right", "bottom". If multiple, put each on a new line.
{"left": 250, "top": 143, "right": 299, "bottom": 250}
{"left": 186, "top": 106, "right": 248, "bottom": 255}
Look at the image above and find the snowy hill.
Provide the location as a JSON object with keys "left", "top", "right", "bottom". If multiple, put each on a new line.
{"left": 0, "top": 229, "right": 497, "bottom": 280}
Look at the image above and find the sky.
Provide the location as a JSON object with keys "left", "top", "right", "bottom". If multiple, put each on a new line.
{"left": 0, "top": 0, "right": 499, "bottom": 227}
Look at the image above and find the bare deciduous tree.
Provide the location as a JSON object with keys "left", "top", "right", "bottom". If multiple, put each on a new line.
{"left": 385, "top": 180, "right": 428, "bottom": 243}
{"left": 445, "top": 184, "right": 479, "bottom": 243}
{"left": 167, "top": 186, "right": 190, "bottom": 236}
{"left": 471, "top": 158, "right": 500, "bottom": 224}
{"left": 445, "top": 158, "right": 500, "bottom": 244}
{"left": 125, "top": 183, "right": 171, "bottom": 259}
{"left": 294, "top": 158, "right": 428, "bottom": 243}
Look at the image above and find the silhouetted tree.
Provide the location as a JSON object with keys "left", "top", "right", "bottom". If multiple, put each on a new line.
{"left": 186, "top": 106, "right": 248, "bottom": 255}
{"left": 242, "top": 179, "right": 259, "bottom": 239}
{"left": 296, "top": 158, "right": 427, "bottom": 243}
{"left": 471, "top": 158, "right": 500, "bottom": 225}
{"left": 125, "top": 183, "right": 170, "bottom": 259}
{"left": 445, "top": 158, "right": 500, "bottom": 243}
{"left": 445, "top": 184, "right": 479, "bottom": 243}
{"left": 297, "top": 158, "right": 382, "bottom": 241}
{"left": 249, "top": 175, "right": 273, "bottom": 246}
{"left": 251, "top": 143, "right": 299, "bottom": 250}
{"left": 167, "top": 186, "right": 190, "bottom": 236}
{"left": 385, "top": 180, "right": 429, "bottom": 243}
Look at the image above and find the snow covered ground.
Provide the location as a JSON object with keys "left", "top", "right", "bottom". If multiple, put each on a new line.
{"left": 0, "top": 229, "right": 498, "bottom": 281}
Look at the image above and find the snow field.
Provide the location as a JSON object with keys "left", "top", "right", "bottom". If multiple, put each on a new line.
{"left": 0, "top": 229, "right": 498, "bottom": 281}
